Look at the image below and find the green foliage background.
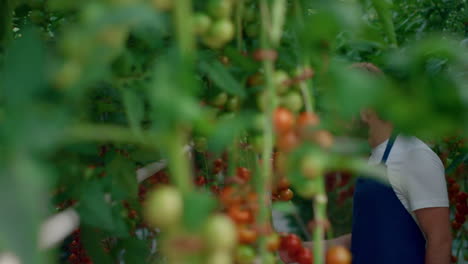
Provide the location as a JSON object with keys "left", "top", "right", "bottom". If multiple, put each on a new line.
{"left": 0, "top": 0, "right": 467, "bottom": 263}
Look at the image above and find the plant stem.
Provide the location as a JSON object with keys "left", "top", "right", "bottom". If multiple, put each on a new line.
{"left": 67, "top": 123, "right": 158, "bottom": 147}
{"left": 256, "top": 0, "right": 277, "bottom": 261}
{"left": 236, "top": 0, "right": 245, "bottom": 51}
{"left": 313, "top": 180, "right": 327, "bottom": 264}
{"left": 174, "top": 0, "right": 195, "bottom": 60}
{"left": 166, "top": 128, "right": 193, "bottom": 193}
{"left": 299, "top": 78, "right": 314, "bottom": 113}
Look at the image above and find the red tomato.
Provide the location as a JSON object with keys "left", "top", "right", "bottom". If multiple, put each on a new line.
{"left": 276, "top": 131, "right": 299, "bottom": 152}
{"left": 297, "top": 112, "right": 320, "bottom": 130}
{"left": 236, "top": 167, "right": 251, "bottom": 183}
{"left": 295, "top": 247, "right": 313, "bottom": 264}
{"left": 195, "top": 176, "right": 207, "bottom": 186}
{"left": 274, "top": 108, "right": 295, "bottom": 134}
{"left": 276, "top": 177, "right": 291, "bottom": 191}
{"left": 228, "top": 205, "right": 253, "bottom": 224}
{"left": 326, "top": 246, "right": 352, "bottom": 264}
{"left": 238, "top": 226, "right": 258, "bottom": 244}
{"left": 266, "top": 233, "right": 281, "bottom": 252}
{"left": 220, "top": 186, "right": 241, "bottom": 206}
{"left": 278, "top": 188, "right": 294, "bottom": 201}
{"left": 280, "top": 234, "right": 302, "bottom": 257}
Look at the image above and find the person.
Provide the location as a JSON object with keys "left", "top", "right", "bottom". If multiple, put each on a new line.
{"left": 283, "top": 63, "right": 452, "bottom": 264}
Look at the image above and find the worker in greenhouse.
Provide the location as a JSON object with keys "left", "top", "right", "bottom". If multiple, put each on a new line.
{"left": 290, "top": 63, "right": 452, "bottom": 264}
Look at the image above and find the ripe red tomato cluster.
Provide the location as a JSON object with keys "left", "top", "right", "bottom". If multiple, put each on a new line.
{"left": 279, "top": 234, "right": 313, "bottom": 264}
{"left": 67, "top": 229, "right": 92, "bottom": 264}
{"left": 448, "top": 176, "right": 467, "bottom": 230}
{"left": 272, "top": 177, "right": 294, "bottom": 202}
{"left": 274, "top": 109, "right": 333, "bottom": 153}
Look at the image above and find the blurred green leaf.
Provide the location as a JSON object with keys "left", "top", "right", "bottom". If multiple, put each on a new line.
{"left": 0, "top": 27, "right": 45, "bottom": 107}
{"left": 199, "top": 60, "right": 246, "bottom": 98}
{"left": 81, "top": 225, "right": 113, "bottom": 264}
{"left": 182, "top": 191, "right": 217, "bottom": 231}
{"left": 122, "top": 89, "right": 144, "bottom": 138}
{"left": 107, "top": 155, "right": 138, "bottom": 200}
{"left": 120, "top": 238, "right": 148, "bottom": 263}
{"left": 78, "top": 181, "right": 115, "bottom": 231}
{"left": 208, "top": 113, "right": 247, "bottom": 153}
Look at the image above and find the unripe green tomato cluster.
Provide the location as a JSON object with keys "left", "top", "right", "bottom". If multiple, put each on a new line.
{"left": 208, "top": 91, "right": 241, "bottom": 113}
{"left": 256, "top": 69, "right": 305, "bottom": 113}
{"left": 144, "top": 186, "right": 183, "bottom": 228}
{"left": 193, "top": 0, "right": 236, "bottom": 49}
{"left": 203, "top": 214, "right": 237, "bottom": 263}
{"left": 243, "top": 4, "right": 260, "bottom": 38}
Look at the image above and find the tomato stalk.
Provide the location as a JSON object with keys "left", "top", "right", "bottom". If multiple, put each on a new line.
{"left": 299, "top": 76, "right": 314, "bottom": 113}
{"left": 313, "top": 184, "right": 328, "bottom": 264}
{"left": 68, "top": 123, "right": 159, "bottom": 146}
{"left": 256, "top": 0, "right": 287, "bottom": 262}
{"left": 235, "top": 0, "right": 245, "bottom": 51}
{"left": 174, "top": 0, "right": 195, "bottom": 60}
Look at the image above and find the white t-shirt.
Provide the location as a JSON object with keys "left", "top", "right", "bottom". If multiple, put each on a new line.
{"left": 368, "top": 135, "right": 449, "bottom": 223}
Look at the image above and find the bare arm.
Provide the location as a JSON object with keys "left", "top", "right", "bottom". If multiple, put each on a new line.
{"left": 414, "top": 207, "right": 452, "bottom": 264}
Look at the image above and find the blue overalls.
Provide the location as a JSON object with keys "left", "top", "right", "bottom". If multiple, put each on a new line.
{"left": 351, "top": 135, "right": 426, "bottom": 264}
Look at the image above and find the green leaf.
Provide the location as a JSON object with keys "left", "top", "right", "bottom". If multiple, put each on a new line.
{"left": 370, "top": 0, "right": 398, "bottom": 46}
{"left": 81, "top": 225, "right": 113, "bottom": 264}
{"left": 107, "top": 155, "right": 138, "bottom": 199}
{"left": 208, "top": 113, "right": 247, "bottom": 154}
{"left": 77, "top": 181, "right": 115, "bottom": 231}
{"left": 120, "top": 238, "right": 149, "bottom": 263}
{"left": 199, "top": 60, "right": 246, "bottom": 97}
{"left": 182, "top": 191, "right": 217, "bottom": 231}
{"left": 0, "top": 27, "right": 45, "bottom": 107}
{"left": 122, "top": 89, "right": 144, "bottom": 138}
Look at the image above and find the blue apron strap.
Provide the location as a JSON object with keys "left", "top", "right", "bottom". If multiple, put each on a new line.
{"left": 381, "top": 134, "right": 397, "bottom": 164}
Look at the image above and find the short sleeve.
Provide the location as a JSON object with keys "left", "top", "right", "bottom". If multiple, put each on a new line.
{"left": 403, "top": 148, "right": 449, "bottom": 211}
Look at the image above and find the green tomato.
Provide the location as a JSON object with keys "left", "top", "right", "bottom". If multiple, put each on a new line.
{"left": 280, "top": 91, "right": 303, "bottom": 113}
{"left": 202, "top": 35, "right": 225, "bottom": 49}
{"left": 194, "top": 13, "right": 212, "bottom": 35}
{"left": 296, "top": 180, "right": 320, "bottom": 198}
{"left": 227, "top": 96, "right": 241, "bottom": 111}
{"left": 204, "top": 214, "right": 237, "bottom": 251}
{"left": 264, "top": 253, "right": 277, "bottom": 264}
{"left": 144, "top": 186, "right": 183, "bottom": 228}
{"left": 251, "top": 135, "right": 265, "bottom": 153}
{"left": 210, "top": 19, "right": 235, "bottom": 43}
{"left": 252, "top": 113, "right": 266, "bottom": 132}
{"left": 256, "top": 91, "right": 269, "bottom": 112}
{"left": 273, "top": 70, "right": 290, "bottom": 94}
{"left": 236, "top": 245, "right": 256, "bottom": 264}
{"left": 206, "top": 251, "right": 233, "bottom": 264}
{"left": 209, "top": 0, "right": 232, "bottom": 19}
{"left": 210, "top": 92, "right": 228, "bottom": 107}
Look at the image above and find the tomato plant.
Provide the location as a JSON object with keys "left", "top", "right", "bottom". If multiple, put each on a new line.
{"left": 0, "top": 0, "right": 466, "bottom": 264}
